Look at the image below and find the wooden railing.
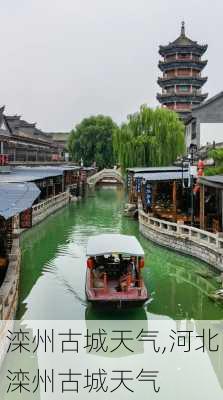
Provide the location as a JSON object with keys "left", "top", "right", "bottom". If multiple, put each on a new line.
{"left": 139, "top": 209, "right": 223, "bottom": 251}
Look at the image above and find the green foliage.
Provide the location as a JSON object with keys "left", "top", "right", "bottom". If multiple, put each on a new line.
{"left": 113, "top": 105, "right": 185, "bottom": 171}
{"left": 68, "top": 115, "right": 117, "bottom": 169}
{"left": 205, "top": 148, "right": 223, "bottom": 175}
{"left": 204, "top": 166, "right": 223, "bottom": 176}
{"left": 208, "top": 148, "right": 223, "bottom": 166}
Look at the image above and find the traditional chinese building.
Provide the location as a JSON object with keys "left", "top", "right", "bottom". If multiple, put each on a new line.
{"left": 185, "top": 91, "right": 223, "bottom": 154}
{"left": 157, "top": 22, "right": 208, "bottom": 121}
{"left": 0, "top": 107, "right": 63, "bottom": 164}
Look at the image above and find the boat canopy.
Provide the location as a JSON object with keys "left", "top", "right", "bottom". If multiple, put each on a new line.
{"left": 86, "top": 234, "right": 144, "bottom": 257}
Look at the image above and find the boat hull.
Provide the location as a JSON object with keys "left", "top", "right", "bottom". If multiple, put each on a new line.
{"left": 86, "top": 297, "right": 148, "bottom": 308}
{"left": 85, "top": 271, "right": 149, "bottom": 308}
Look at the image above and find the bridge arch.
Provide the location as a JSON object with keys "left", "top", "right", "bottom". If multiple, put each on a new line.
{"left": 87, "top": 169, "right": 124, "bottom": 188}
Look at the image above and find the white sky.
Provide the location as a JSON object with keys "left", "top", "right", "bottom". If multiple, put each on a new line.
{"left": 0, "top": 0, "right": 222, "bottom": 131}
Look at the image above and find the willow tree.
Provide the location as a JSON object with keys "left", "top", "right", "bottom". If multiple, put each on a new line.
{"left": 68, "top": 115, "right": 117, "bottom": 169}
{"left": 113, "top": 105, "right": 185, "bottom": 171}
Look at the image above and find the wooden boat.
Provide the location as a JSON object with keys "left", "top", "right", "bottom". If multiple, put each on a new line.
{"left": 85, "top": 234, "right": 149, "bottom": 307}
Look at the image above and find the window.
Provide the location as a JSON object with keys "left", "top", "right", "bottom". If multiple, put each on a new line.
{"left": 179, "top": 85, "right": 190, "bottom": 92}
{"left": 191, "top": 121, "right": 197, "bottom": 139}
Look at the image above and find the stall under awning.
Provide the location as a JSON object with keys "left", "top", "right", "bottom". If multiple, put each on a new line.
{"left": 0, "top": 182, "right": 40, "bottom": 219}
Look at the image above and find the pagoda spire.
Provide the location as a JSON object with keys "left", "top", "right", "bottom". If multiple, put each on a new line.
{"left": 181, "top": 21, "right": 185, "bottom": 36}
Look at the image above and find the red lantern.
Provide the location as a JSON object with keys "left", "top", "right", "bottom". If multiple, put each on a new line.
{"left": 197, "top": 160, "right": 205, "bottom": 177}
{"left": 197, "top": 159, "right": 204, "bottom": 169}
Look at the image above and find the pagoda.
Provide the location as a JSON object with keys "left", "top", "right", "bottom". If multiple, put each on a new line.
{"left": 157, "top": 22, "right": 208, "bottom": 120}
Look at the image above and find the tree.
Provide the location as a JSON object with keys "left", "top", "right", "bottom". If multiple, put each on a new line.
{"left": 113, "top": 105, "right": 185, "bottom": 171}
{"left": 68, "top": 115, "right": 117, "bottom": 169}
{"left": 205, "top": 148, "right": 223, "bottom": 175}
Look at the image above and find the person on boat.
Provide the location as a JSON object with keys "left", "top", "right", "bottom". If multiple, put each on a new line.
{"left": 119, "top": 256, "right": 136, "bottom": 291}
{"left": 92, "top": 265, "right": 105, "bottom": 288}
{"left": 128, "top": 256, "right": 137, "bottom": 278}
{"left": 95, "top": 255, "right": 106, "bottom": 267}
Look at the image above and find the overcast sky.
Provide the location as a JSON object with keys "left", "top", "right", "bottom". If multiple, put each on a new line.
{"left": 0, "top": 0, "right": 222, "bottom": 131}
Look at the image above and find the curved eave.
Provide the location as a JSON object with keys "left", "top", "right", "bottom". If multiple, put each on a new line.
{"left": 157, "top": 76, "right": 208, "bottom": 88}
{"left": 158, "top": 60, "right": 208, "bottom": 72}
{"left": 157, "top": 93, "right": 208, "bottom": 103}
{"left": 159, "top": 44, "right": 208, "bottom": 57}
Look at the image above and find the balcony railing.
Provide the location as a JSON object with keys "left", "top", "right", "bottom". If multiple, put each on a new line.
{"left": 164, "top": 103, "right": 192, "bottom": 111}
{"left": 165, "top": 56, "right": 201, "bottom": 62}
{"left": 161, "top": 89, "right": 202, "bottom": 96}
{"left": 161, "top": 58, "right": 205, "bottom": 65}
{"left": 160, "top": 73, "right": 203, "bottom": 80}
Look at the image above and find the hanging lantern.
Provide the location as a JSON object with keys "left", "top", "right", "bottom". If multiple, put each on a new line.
{"left": 197, "top": 160, "right": 205, "bottom": 176}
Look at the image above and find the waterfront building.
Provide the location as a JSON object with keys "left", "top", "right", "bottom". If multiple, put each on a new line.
{"left": 138, "top": 171, "right": 196, "bottom": 223}
{"left": 185, "top": 92, "right": 223, "bottom": 154}
{"left": 0, "top": 107, "right": 62, "bottom": 164}
{"left": 127, "top": 166, "right": 187, "bottom": 205}
{"left": 157, "top": 22, "right": 208, "bottom": 121}
{"left": 0, "top": 165, "right": 86, "bottom": 230}
{"left": 50, "top": 132, "right": 70, "bottom": 158}
{"left": 0, "top": 182, "right": 40, "bottom": 283}
{"left": 199, "top": 175, "right": 223, "bottom": 232}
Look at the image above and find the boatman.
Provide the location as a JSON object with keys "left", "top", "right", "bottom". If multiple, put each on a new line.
{"left": 92, "top": 265, "right": 105, "bottom": 288}
{"left": 119, "top": 256, "right": 136, "bottom": 291}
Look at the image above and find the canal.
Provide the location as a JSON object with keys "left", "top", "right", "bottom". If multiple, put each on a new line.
{"left": 18, "top": 186, "right": 223, "bottom": 320}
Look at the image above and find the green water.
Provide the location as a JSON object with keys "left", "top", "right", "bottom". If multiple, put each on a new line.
{"left": 17, "top": 187, "right": 223, "bottom": 320}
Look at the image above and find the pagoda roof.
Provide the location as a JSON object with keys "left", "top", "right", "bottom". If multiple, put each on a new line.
{"left": 157, "top": 92, "right": 208, "bottom": 103}
{"left": 159, "top": 22, "right": 208, "bottom": 55}
{"left": 158, "top": 59, "right": 207, "bottom": 72}
{"left": 157, "top": 76, "right": 207, "bottom": 88}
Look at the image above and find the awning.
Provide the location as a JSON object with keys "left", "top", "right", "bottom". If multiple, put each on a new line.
{"left": 0, "top": 167, "right": 63, "bottom": 183}
{"left": 199, "top": 175, "right": 223, "bottom": 189}
{"left": 86, "top": 234, "right": 144, "bottom": 256}
{"left": 127, "top": 166, "right": 185, "bottom": 173}
{"left": 0, "top": 182, "right": 40, "bottom": 219}
{"left": 134, "top": 171, "right": 189, "bottom": 181}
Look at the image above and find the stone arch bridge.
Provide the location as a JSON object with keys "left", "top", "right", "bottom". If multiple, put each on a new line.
{"left": 87, "top": 169, "right": 124, "bottom": 188}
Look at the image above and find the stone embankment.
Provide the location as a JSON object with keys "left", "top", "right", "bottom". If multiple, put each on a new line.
{"left": 0, "top": 236, "right": 21, "bottom": 365}
{"left": 139, "top": 209, "right": 223, "bottom": 272}
{"left": 32, "top": 191, "right": 70, "bottom": 226}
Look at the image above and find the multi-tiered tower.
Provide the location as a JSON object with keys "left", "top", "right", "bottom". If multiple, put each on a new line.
{"left": 157, "top": 22, "right": 208, "bottom": 120}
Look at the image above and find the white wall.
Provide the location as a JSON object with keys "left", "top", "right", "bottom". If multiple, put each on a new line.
{"left": 185, "top": 125, "right": 192, "bottom": 149}
{"left": 200, "top": 123, "right": 223, "bottom": 147}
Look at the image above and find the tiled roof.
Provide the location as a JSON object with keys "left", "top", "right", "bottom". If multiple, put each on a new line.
{"left": 0, "top": 182, "right": 40, "bottom": 219}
